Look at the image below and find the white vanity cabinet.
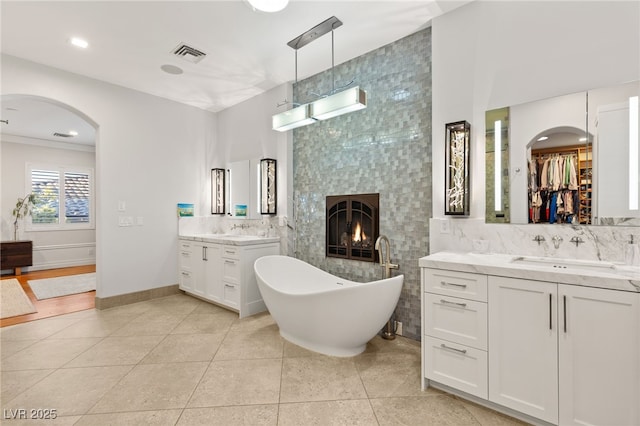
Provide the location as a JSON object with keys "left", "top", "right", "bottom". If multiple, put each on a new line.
{"left": 488, "top": 276, "right": 559, "bottom": 424}
{"left": 179, "top": 240, "right": 223, "bottom": 301}
{"left": 422, "top": 268, "right": 489, "bottom": 399}
{"left": 558, "top": 284, "right": 640, "bottom": 426}
{"left": 421, "top": 258, "right": 640, "bottom": 426}
{"left": 178, "top": 237, "right": 278, "bottom": 318}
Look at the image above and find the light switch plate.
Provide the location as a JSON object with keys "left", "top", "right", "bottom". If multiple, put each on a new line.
{"left": 118, "top": 201, "right": 126, "bottom": 212}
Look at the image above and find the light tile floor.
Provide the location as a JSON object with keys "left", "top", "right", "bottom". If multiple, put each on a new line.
{"left": 1, "top": 294, "right": 529, "bottom": 425}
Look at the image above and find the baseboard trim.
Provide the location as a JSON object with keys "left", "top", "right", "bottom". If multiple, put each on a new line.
{"left": 95, "top": 284, "right": 181, "bottom": 310}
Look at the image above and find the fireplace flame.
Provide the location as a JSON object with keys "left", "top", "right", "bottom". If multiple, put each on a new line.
{"left": 353, "top": 221, "right": 367, "bottom": 243}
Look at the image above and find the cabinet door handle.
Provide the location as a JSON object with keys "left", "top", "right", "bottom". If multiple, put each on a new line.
{"left": 549, "top": 293, "right": 552, "bottom": 330}
{"left": 440, "top": 281, "right": 467, "bottom": 289}
{"left": 181, "top": 272, "right": 189, "bottom": 276}
{"left": 225, "top": 284, "right": 235, "bottom": 288}
{"left": 563, "top": 295, "right": 567, "bottom": 333}
{"left": 202, "top": 246, "right": 208, "bottom": 261}
{"left": 440, "top": 299, "right": 467, "bottom": 308}
{"left": 440, "top": 344, "right": 467, "bottom": 354}
{"left": 225, "top": 260, "right": 235, "bottom": 264}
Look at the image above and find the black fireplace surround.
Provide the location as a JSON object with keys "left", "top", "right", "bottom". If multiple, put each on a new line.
{"left": 326, "top": 193, "right": 379, "bottom": 262}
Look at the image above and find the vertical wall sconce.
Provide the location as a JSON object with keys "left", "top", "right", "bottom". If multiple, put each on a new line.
{"left": 260, "top": 158, "right": 277, "bottom": 215}
{"left": 211, "top": 168, "right": 225, "bottom": 214}
{"left": 485, "top": 107, "right": 510, "bottom": 223}
{"left": 444, "top": 121, "right": 471, "bottom": 216}
{"left": 629, "top": 95, "right": 639, "bottom": 211}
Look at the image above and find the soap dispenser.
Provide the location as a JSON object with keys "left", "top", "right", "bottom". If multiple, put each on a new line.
{"left": 625, "top": 235, "right": 640, "bottom": 266}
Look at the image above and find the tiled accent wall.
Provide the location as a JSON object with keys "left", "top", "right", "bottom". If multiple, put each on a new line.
{"left": 292, "top": 28, "right": 432, "bottom": 340}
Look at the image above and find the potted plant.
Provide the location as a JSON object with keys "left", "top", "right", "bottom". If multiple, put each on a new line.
{"left": 12, "top": 193, "right": 37, "bottom": 241}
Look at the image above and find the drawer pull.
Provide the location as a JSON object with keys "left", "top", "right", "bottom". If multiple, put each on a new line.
{"left": 440, "top": 281, "right": 467, "bottom": 289}
{"left": 440, "top": 344, "right": 467, "bottom": 354}
{"left": 225, "top": 260, "right": 235, "bottom": 264}
{"left": 225, "top": 284, "right": 235, "bottom": 288}
{"left": 181, "top": 272, "right": 190, "bottom": 276}
{"left": 440, "top": 299, "right": 467, "bottom": 308}
{"left": 225, "top": 250, "right": 236, "bottom": 255}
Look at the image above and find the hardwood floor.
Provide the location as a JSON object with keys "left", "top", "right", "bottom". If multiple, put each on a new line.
{"left": 1, "top": 265, "right": 96, "bottom": 328}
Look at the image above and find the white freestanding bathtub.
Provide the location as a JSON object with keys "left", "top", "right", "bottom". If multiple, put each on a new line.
{"left": 254, "top": 255, "right": 403, "bottom": 357}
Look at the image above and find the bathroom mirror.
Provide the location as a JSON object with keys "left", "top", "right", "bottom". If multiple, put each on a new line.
{"left": 227, "top": 159, "right": 261, "bottom": 220}
{"left": 485, "top": 80, "right": 640, "bottom": 226}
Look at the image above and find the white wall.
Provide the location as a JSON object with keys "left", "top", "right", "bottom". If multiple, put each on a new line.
{"left": 1, "top": 137, "right": 96, "bottom": 270}
{"left": 431, "top": 1, "right": 640, "bottom": 253}
{"left": 1, "top": 54, "right": 216, "bottom": 298}
{"left": 432, "top": 0, "right": 640, "bottom": 221}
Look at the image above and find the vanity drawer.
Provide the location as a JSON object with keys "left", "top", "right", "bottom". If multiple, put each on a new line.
{"left": 424, "top": 293, "right": 488, "bottom": 350}
{"left": 179, "top": 270, "right": 192, "bottom": 291}
{"left": 179, "top": 250, "right": 193, "bottom": 271}
{"left": 423, "top": 268, "right": 488, "bottom": 302}
{"left": 223, "top": 282, "right": 240, "bottom": 309}
{"left": 179, "top": 240, "right": 193, "bottom": 252}
{"left": 222, "top": 245, "right": 240, "bottom": 260}
{"left": 223, "top": 258, "right": 240, "bottom": 283}
{"left": 424, "top": 336, "right": 488, "bottom": 399}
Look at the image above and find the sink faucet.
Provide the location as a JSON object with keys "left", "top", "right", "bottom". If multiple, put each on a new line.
{"left": 375, "top": 235, "right": 399, "bottom": 278}
{"left": 552, "top": 235, "right": 563, "bottom": 249}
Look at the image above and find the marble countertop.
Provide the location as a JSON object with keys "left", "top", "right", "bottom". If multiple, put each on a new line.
{"left": 419, "top": 251, "right": 640, "bottom": 293}
{"left": 179, "top": 233, "right": 280, "bottom": 246}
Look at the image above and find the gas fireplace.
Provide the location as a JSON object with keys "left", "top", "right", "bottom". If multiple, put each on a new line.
{"left": 326, "top": 193, "right": 379, "bottom": 262}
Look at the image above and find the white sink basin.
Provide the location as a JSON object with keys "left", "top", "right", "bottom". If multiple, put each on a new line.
{"left": 510, "top": 256, "right": 616, "bottom": 271}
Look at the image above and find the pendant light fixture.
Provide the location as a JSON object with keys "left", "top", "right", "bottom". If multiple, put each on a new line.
{"left": 272, "top": 16, "right": 367, "bottom": 132}
{"left": 247, "top": 0, "right": 289, "bottom": 13}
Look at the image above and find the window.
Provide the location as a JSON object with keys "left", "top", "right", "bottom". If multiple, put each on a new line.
{"left": 26, "top": 164, "right": 94, "bottom": 230}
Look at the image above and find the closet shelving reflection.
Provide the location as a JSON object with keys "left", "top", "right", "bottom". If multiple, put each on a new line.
{"left": 529, "top": 145, "right": 591, "bottom": 225}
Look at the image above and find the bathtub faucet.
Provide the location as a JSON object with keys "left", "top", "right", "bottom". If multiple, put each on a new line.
{"left": 375, "top": 235, "right": 399, "bottom": 279}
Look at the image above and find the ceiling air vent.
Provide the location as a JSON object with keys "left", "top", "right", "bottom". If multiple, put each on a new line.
{"left": 53, "top": 132, "right": 73, "bottom": 138}
{"left": 172, "top": 43, "right": 207, "bottom": 64}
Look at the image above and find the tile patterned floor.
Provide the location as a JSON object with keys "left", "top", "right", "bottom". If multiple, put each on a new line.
{"left": 0, "top": 294, "right": 528, "bottom": 425}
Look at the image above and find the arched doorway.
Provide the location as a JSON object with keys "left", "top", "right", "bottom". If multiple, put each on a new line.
{"left": 1, "top": 94, "right": 99, "bottom": 325}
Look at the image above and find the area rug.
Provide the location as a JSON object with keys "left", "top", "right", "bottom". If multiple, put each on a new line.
{"left": 1, "top": 279, "right": 37, "bottom": 318}
{"left": 28, "top": 273, "right": 96, "bottom": 300}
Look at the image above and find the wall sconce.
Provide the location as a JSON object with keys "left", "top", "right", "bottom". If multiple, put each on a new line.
{"left": 211, "top": 168, "right": 225, "bottom": 214}
{"left": 445, "top": 121, "right": 471, "bottom": 216}
{"left": 260, "top": 159, "right": 277, "bottom": 215}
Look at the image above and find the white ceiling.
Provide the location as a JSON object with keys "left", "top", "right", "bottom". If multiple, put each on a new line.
{"left": 0, "top": 0, "right": 471, "bottom": 145}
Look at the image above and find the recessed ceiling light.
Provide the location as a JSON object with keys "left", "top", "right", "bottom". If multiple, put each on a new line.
{"left": 578, "top": 137, "right": 587, "bottom": 142}
{"left": 537, "top": 136, "right": 549, "bottom": 141}
{"left": 246, "top": 0, "right": 289, "bottom": 13}
{"left": 70, "top": 37, "right": 89, "bottom": 49}
{"left": 69, "top": 130, "right": 79, "bottom": 136}
{"left": 160, "top": 64, "right": 184, "bottom": 75}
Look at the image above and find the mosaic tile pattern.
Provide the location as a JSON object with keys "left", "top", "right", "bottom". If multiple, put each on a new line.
{"left": 292, "top": 29, "right": 432, "bottom": 340}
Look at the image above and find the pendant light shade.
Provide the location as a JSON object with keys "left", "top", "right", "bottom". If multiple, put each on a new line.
{"left": 247, "top": 0, "right": 289, "bottom": 13}
{"left": 311, "top": 86, "right": 367, "bottom": 120}
{"left": 272, "top": 103, "right": 316, "bottom": 132}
